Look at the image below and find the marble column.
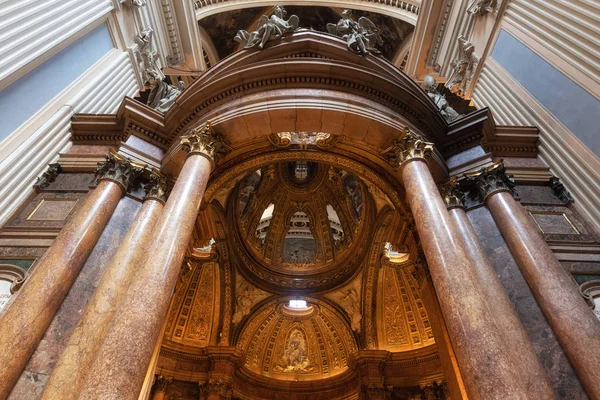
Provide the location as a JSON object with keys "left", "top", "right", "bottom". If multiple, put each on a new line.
{"left": 387, "top": 129, "right": 528, "bottom": 399}
{"left": 77, "top": 123, "right": 228, "bottom": 400}
{"left": 473, "top": 164, "right": 600, "bottom": 399}
{"left": 151, "top": 375, "right": 172, "bottom": 400}
{"left": 441, "top": 180, "right": 555, "bottom": 398}
{"left": 0, "top": 151, "right": 143, "bottom": 399}
{"left": 40, "top": 171, "right": 168, "bottom": 400}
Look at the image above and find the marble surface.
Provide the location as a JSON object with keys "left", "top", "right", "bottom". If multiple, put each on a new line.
{"left": 0, "top": 180, "right": 124, "bottom": 399}
{"left": 487, "top": 192, "right": 600, "bottom": 399}
{"left": 6, "top": 192, "right": 139, "bottom": 400}
{"left": 401, "top": 159, "right": 527, "bottom": 399}
{"left": 77, "top": 154, "right": 212, "bottom": 400}
{"left": 467, "top": 205, "right": 589, "bottom": 399}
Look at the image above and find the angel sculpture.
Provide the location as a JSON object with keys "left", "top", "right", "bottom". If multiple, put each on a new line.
{"left": 327, "top": 9, "right": 383, "bottom": 56}
{"left": 234, "top": 6, "right": 299, "bottom": 50}
{"left": 134, "top": 28, "right": 164, "bottom": 84}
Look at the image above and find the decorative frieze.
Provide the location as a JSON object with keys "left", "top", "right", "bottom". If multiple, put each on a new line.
{"left": 381, "top": 128, "right": 434, "bottom": 170}
{"left": 268, "top": 132, "right": 337, "bottom": 149}
{"left": 92, "top": 150, "right": 146, "bottom": 192}
{"left": 180, "top": 122, "right": 231, "bottom": 162}
{"left": 439, "top": 179, "right": 465, "bottom": 210}
{"left": 468, "top": 163, "right": 515, "bottom": 202}
{"left": 35, "top": 163, "right": 62, "bottom": 190}
{"left": 549, "top": 177, "right": 574, "bottom": 204}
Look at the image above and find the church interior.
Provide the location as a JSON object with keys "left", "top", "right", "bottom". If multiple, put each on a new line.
{"left": 0, "top": 1, "right": 599, "bottom": 399}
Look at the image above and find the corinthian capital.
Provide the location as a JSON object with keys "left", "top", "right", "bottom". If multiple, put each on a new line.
{"left": 468, "top": 162, "right": 515, "bottom": 202}
{"left": 382, "top": 128, "right": 434, "bottom": 170}
{"left": 180, "top": 122, "right": 231, "bottom": 163}
{"left": 153, "top": 375, "right": 172, "bottom": 392}
{"left": 144, "top": 170, "right": 170, "bottom": 203}
{"left": 93, "top": 150, "right": 145, "bottom": 192}
{"left": 440, "top": 179, "right": 465, "bottom": 210}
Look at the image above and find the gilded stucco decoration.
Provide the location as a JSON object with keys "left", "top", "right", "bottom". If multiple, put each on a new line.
{"left": 180, "top": 122, "right": 231, "bottom": 162}
{"left": 232, "top": 273, "right": 270, "bottom": 324}
{"left": 163, "top": 261, "right": 219, "bottom": 347}
{"left": 235, "top": 299, "right": 357, "bottom": 380}
{"left": 381, "top": 128, "right": 434, "bottom": 170}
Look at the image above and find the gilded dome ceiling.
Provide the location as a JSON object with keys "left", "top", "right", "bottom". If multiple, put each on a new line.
{"left": 235, "top": 297, "right": 357, "bottom": 381}
{"left": 229, "top": 161, "right": 374, "bottom": 292}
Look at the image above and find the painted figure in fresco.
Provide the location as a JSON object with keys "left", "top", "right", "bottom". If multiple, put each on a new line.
{"left": 327, "top": 9, "right": 382, "bottom": 56}
{"left": 234, "top": 6, "right": 299, "bottom": 50}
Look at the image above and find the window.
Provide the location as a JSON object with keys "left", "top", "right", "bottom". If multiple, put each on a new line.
{"left": 288, "top": 299, "right": 307, "bottom": 309}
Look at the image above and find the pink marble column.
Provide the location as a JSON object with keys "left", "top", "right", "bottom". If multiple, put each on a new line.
{"left": 474, "top": 164, "right": 600, "bottom": 399}
{"left": 40, "top": 172, "right": 167, "bottom": 400}
{"left": 77, "top": 123, "right": 227, "bottom": 400}
{"left": 0, "top": 152, "right": 143, "bottom": 399}
{"left": 388, "top": 129, "right": 528, "bottom": 399}
{"left": 441, "top": 180, "right": 555, "bottom": 397}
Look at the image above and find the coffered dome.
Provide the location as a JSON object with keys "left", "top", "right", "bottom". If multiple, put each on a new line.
{"left": 229, "top": 161, "right": 374, "bottom": 292}
{"left": 235, "top": 297, "right": 357, "bottom": 381}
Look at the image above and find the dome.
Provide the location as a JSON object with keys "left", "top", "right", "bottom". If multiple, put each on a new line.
{"left": 230, "top": 161, "right": 374, "bottom": 292}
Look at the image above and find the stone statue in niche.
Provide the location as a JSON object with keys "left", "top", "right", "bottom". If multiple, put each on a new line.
{"left": 273, "top": 328, "right": 315, "bottom": 373}
{"left": 147, "top": 76, "right": 181, "bottom": 114}
{"left": 234, "top": 6, "right": 299, "bottom": 50}
{"left": 423, "top": 75, "right": 461, "bottom": 123}
{"left": 339, "top": 288, "right": 362, "bottom": 333}
{"left": 445, "top": 36, "right": 479, "bottom": 97}
{"left": 467, "top": 0, "right": 498, "bottom": 16}
{"left": 327, "top": 9, "right": 383, "bottom": 56}
{"left": 134, "top": 28, "right": 164, "bottom": 84}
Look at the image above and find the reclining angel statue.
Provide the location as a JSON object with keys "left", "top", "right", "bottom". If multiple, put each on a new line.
{"left": 234, "top": 6, "right": 299, "bottom": 50}
{"left": 327, "top": 9, "right": 382, "bottom": 56}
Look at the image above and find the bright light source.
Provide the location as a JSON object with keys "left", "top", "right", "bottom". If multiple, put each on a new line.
{"left": 288, "top": 299, "right": 307, "bottom": 309}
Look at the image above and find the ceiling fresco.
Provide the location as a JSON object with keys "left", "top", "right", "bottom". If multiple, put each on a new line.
{"left": 198, "top": 6, "right": 414, "bottom": 61}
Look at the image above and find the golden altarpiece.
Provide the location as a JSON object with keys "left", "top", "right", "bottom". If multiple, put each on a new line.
{"left": 0, "top": 27, "right": 599, "bottom": 400}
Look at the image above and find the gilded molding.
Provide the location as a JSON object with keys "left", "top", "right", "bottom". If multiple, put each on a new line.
{"left": 92, "top": 150, "right": 145, "bottom": 192}
{"left": 468, "top": 162, "right": 515, "bottom": 202}
{"left": 439, "top": 179, "right": 465, "bottom": 210}
{"left": 144, "top": 169, "right": 170, "bottom": 203}
{"left": 381, "top": 128, "right": 434, "bottom": 170}
{"left": 35, "top": 163, "right": 62, "bottom": 190}
{"left": 180, "top": 121, "right": 231, "bottom": 163}
{"left": 549, "top": 177, "right": 574, "bottom": 204}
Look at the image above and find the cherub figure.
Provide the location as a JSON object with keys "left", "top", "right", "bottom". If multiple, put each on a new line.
{"left": 234, "top": 6, "right": 299, "bottom": 50}
{"left": 327, "top": 9, "right": 382, "bottom": 56}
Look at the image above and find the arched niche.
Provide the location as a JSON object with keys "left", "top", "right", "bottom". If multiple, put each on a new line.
{"left": 0, "top": 264, "right": 28, "bottom": 312}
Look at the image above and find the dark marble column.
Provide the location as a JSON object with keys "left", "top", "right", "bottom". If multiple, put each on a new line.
{"left": 0, "top": 152, "right": 143, "bottom": 399}
{"left": 388, "top": 129, "right": 528, "bottom": 399}
{"left": 40, "top": 171, "right": 168, "bottom": 400}
{"left": 473, "top": 164, "right": 600, "bottom": 399}
{"left": 441, "top": 180, "right": 555, "bottom": 398}
{"left": 77, "top": 123, "right": 228, "bottom": 400}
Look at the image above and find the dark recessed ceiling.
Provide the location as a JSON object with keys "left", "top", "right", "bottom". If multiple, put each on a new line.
{"left": 199, "top": 6, "right": 414, "bottom": 61}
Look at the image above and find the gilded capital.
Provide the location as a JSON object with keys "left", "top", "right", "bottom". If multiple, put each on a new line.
{"left": 199, "top": 379, "right": 231, "bottom": 396}
{"left": 93, "top": 150, "right": 145, "bottom": 192}
{"left": 382, "top": 128, "right": 434, "bottom": 170}
{"left": 144, "top": 169, "right": 169, "bottom": 203}
{"left": 468, "top": 162, "right": 515, "bottom": 202}
{"left": 153, "top": 375, "right": 172, "bottom": 392}
{"left": 180, "top": 121, "right": 230, "bottom": 162}
{"left": 440, "top": 178, "right": 465, "bottom": 210}
{"left": 35, "top": 163, "right": 62, "bottom": 190}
